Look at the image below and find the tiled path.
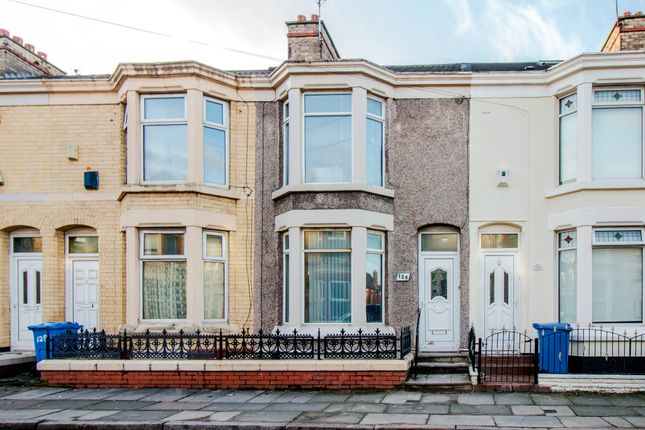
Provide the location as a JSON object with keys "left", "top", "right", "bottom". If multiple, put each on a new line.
{"left": 1, "top": 386, "right": 645, "bottom": 429}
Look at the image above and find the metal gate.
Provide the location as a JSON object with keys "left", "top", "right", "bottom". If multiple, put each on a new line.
{"left": 476, "top": 329, "right": 538, "bottom": 384}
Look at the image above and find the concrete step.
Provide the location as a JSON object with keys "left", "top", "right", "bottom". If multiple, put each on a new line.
{"left": 412, "top": 361, "right": 470, "bottom": 374}
{"left": 416, "top": 352, "right": 469, "bottom": 363}
{"left": 405, "top": 373, "right": 472, "bottom": 391}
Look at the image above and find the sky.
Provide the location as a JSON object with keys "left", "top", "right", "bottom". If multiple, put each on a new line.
{"left": 3, "top": 0, "right": 645, "bottom": 75}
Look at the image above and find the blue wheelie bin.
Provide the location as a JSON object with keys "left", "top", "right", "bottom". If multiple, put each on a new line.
{"left": 533, "top": 322, "right": 572, "bottom": 374}
{"left": 28, "top": 322, "right": 83, "bottom": 363}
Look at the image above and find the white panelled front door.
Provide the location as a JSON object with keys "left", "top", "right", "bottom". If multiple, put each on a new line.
{"left": 71, "top": 260, "right": 99, "bottom": 330}
{"left": 12, "top": 258, "right": 42, "bottom": 350}
{"left": 484, "top": 254, "right": 515, "bottom": 334}
{"left": 420, "top": 256, "right": 459, "bottom": 351}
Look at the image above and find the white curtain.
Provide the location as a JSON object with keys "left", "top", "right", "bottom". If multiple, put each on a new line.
{"left": 142, "top": 261, "right": 187, "bottom": 319}
{"left": 203, "top": 261, "right": 225, "bottom": 319}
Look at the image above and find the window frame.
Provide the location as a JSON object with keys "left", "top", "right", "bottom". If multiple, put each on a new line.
{"left": 480, "top": 232, "right": 520, "bottom": 250}
{"left": 140, "top": 94, "right": 188, "bottom": 185}
{"left": 10, "top": 233, "right": 43, "bottom": 255}
{"left": 558, "top": 92, "right": 577, "bottom": 185}
{"left": 283, "top": 102, "right": 290, "bottom": 186}
{"left": 302, "top": 228, "right": 353, "bottom": 325}
{"left": 203, "top": 96, "right": 230, "bottom": 188}
{"left": 591, "top": 227, "right": 645, "bottom": 324}
{"left": 66, "top": 235, "right": 99, "bottom": 257}
{"left": 366, "top": 96, "right": 385, "bottom": 188}
{"left": 202, "top": 230, "right": 228, "bottom": 323}
{"left": 282, "top": 232, "right": 290, "bottom": 323}
{"left": 591, "top": 87, "right": 645, "bottom": 180}
{"left": 420, "top": 232, "right": 460, "bottom": 254}
{"left": 366, "top": 230, "right": 385, "bottom": 324}
{"left": 302, "top": 92, "right": 353, "bottom": 184}
{"left": 557, "top": 229, "right": 577, "bottom": 323}
{"left": 139, "top": 229, "right": 187, "bottom": 323}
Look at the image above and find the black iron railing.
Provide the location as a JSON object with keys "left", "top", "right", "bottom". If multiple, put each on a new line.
{"left": 50, "top": 327, "right": 411, "bottom": 361}
{"left": 477, "top": 329, "right": 538, "bottom": 384}
{"left": 468, "top": 326, "right": 476, "bottom": 375}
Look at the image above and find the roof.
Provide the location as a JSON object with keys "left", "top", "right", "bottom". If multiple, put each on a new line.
{"left": 0, "top": 73, "right": 110, "bottom": 80}
{"left": 384, "top": 61, "right": 561, "bottom": 73}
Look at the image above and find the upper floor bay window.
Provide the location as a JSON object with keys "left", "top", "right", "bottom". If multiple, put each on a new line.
{"left": 304, "top": 94, "right": 352, "bottom": 183}
{"left": 366, "top": 98, "right": 384, "bottom": 187}
{"left": 204, "top": 98, "right": 228, "bottom": 186}
{"left": 142, "top": 96, "right": 187, "bottom": 182}
{"left": 592, "top": 89, "right": 643, "bottom": 180}
{"left": 559, "top": 94, "right": 577, "bottom": 184}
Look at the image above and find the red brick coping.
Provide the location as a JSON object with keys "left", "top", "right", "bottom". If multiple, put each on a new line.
{"left": 38, "top": 358, "right": 411, "bottom": 390}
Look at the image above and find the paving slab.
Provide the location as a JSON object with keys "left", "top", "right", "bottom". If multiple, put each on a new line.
{"left": 0, "top": 399, "right": 45, "bottom": 410}
{"left": 494, "top": 393, "right": 534, "bottom": 405}
{"left": 382, "top": 391, "right": 422, "bottom": 404}
{"left": 570, "top": 405, "right": 635, "bottom": 416}
{"left": 493, "top": 415, "right": 562, "bottom": 428}
{"left": 202, "top": 402, "right": 269, "bottom": 412}
{"left": 558, "top": 416, "right": 613, "bottom": 428}
{"left": 208, "top": 411, "right": 241, "bottom": 421}
{"left": 179, "top": 390, "right": 230, "bottom": 403}
{"left": 38, "top": 409, "right": 98, "bottom": 421}
{"left": 347, "top": 393, "right": 386, "bottom": 403}
{"left": 264, "top": 402, "right": 330, "bottom": 412}
{"left": 451, "top": 404, "right": 512, "bottom": 415}
{"left": 386, "top": 403, "right": 449, "bottom": 414}
{"left": 144, "top": 401, "right": 212, "bottom": 411}
{"left": 324, "top": 403, "right": 387, "bottom": 413}
{"left": 3, "top": 388, "right": 67, "bottom": 400}
{"left": 104, "top": 388, "right": 162, "bottom": 401}
{"left": 30, "top": 399, "right": 101, "bottom": 409}
{"left": 0, "top": 408, "right": 61, "bottom": 420}
{"left": 361, "top": 412, "right": 428, "bottom": 425}
{"left": 164, "top": 411, "right": 214, "bottom": 421}
{"left": 270, "top": 391, "right": 316, "bottom": 403}
{"left": 626, "top": 416, "right": 645, "bottom": 427}
{"left": 140, "top": 388, "right": 196, "bottom": 402}
{"left": 568, "top": 395, "right": 614, "bottom": 406}
{"left": 420, "top": 394, "right": 455, "bottom": 404}
{"left": 530, "top": 394, "right": 572, "bottom": 406}
{"left": 105, "top": 409, "right": 177, "bottom": 421}
{"left": 602, "top": 416, "right": 635, "bottom": 428}
{"left": 457, "top": 393, "right": 495, "bottom": 405}
{"left": 64, "top": 388, "right": 127, "bottom": 400}
{"left": 510, "top": 405, "right": 543, "bottom": 416}
{"left": 230, "top": 410, "right": 301, "bottom": 422}
{"left": 309, "top": 393, "right": 351, "bottom": 403}
{"left": 295, "top": 411, "right": 365, "bottom": 424}
{"left": 607, "top": 394, "right": 645, "bottom": 407}
{"left": 80, "top": 400, "right": 157, "bottom": 410}
{"left": 428, "top": 413, "right": 496, "bottom": 427}
{"left": 248, "top": 391, "right": 287, "bottom": 404}
{"left": 38, "top": 420, "right": 163, "bottom": 429}
{"left": 76, "top": 410, "right": 120, "bottom": 421}
{"left": 539, "top": 405, "right": 574, "bottom": 416}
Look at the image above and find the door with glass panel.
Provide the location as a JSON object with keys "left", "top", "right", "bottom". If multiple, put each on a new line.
{"left": 13, "top": 258, "right": 42, "bottom": 350}
{"left": 483, "top": 255, "right": 515, "bottom": 334}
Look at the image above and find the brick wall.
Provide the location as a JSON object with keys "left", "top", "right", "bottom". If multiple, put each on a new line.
{"left": 602, "top": 15, "right": 645, "bottom": 52}
{"left": 41, "top": 370, "right": 407, "bottom": 390}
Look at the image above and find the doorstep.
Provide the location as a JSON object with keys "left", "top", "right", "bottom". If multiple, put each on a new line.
{"left": 539, "top": 373, "right": 645, "bottom": 393}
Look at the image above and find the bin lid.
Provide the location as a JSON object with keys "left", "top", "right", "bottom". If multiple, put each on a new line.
{"left": 532, "top": 322, "right": 572, "bottom": 331}
{"left": 27, "top": 322, "right": 83, "bottom": 331}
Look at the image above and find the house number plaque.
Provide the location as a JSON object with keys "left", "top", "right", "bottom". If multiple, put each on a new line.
{"left": 395, "top": 272, "right": 411, "bottom": 282}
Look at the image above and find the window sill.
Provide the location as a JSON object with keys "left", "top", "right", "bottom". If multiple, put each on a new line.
{"left": 272, "top": 183, "right": 395, "bottom": 200}
{"left": 119, "top": 184, "right": 244, "bottom": 201}
{"left": 545, "top": 179, "right": 645, "bottom": 198}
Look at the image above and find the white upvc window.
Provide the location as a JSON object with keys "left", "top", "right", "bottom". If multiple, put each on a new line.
{"left": 480, "top": 233, "right": 519, "bottom": 249}
{"left": 592, "top": 228, "right": 645, "bottom": 324}
{"left": 592, "top": 88, "right": 644, "bottom": 180}
{"left": 140, "top": 230, "right": 187, "bottom": 321}
{"left": 366, "top": 97, "right": 385, "bottom": 187}
{"left": 559, "top": 93, "right": 577, "bottom": 184}
{"left": 282, "top": 233, "right": 290, "bottom": 323}
{"left": 203, "top": 98, "right": 229, "bottom": 186}
{"left": 303, "top": 93, "right": 352, "bottom": 183}
{"left": 203, "top": 231, "right": 227, "bottom": 321}
{"left": 366, "top": 230, "right": 384, "bottom": 323}
{"left": 141, "top": 95, "right": 188, "bottom": 183}
{"left": 303, "top": 229, "right": 352, "bottom": 323}
{"left": 558, "top": 230, "right": 577, "bottom": 323}
{"left": 283, "top": 102, "right": 290, "bottom": 186}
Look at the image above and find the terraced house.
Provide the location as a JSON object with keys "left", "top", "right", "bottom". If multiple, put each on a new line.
{"left": 2, "top": 12, "right": 645, "bottom": 390}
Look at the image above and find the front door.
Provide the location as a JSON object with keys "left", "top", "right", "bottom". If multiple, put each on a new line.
{"left": 12, "top": 258, "right": 42, "bottom": 350}
{"left": 420, "top": 257, "right": 459, "bottom": 351}
{"left": 484, "top": 254, "right": 515, "bottom": 334}
{"left": 71, "top": 260, "right": 99, "bottom": 330}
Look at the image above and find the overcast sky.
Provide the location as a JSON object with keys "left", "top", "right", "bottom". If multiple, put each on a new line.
{"left": 3, "top": 0, "right": 645, "bottom": 75}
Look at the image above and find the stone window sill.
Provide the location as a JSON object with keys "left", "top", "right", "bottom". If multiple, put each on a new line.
{"left": 119, "top": 184, "right": 244, "bottom": 201}
{"left": 545, "top": 179, "right": 645, "bottom": 198}
{"left": 272, "top": 183, "right": 395, "bottom": 200}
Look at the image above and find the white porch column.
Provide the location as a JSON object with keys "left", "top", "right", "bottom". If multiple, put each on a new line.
{"left": 577, "top": 225, "right": 593, "bottom": 325}
{"left": 352, "top": 87, "right": 367, "bottom": 184}
{"left": 288, "top": 89, "right": 302, "bottom": 185}
{"left": 125, "top": 227, "right": 139, "bottom": 325}
{"left": 185, "top": 226, "right": 202, "bottom": 327}
{"left": 352, "top": 227, "right": 367, "bottom": 325}
{"left": 576, "top": 83, "right": 593, "bottom": 182}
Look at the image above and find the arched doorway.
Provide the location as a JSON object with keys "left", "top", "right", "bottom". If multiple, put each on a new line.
{"left": 65, "top": 227, "right": 99, "bottom": 330}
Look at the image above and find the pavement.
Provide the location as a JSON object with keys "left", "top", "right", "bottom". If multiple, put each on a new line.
{"left": 1, "top": 386, "right": 645, "bottom": 429}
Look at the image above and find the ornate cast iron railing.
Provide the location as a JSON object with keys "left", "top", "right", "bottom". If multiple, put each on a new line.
{"left": 478, "top": 328, "right": 538, "bottom": 384}
{"left": 50, "top": 327, "right": 411, "bottom": 361}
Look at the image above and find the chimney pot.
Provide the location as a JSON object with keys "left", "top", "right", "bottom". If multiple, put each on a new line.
{"left": 25, "top": 43, "right": 34, "bottom": 52}
{"left": 0, "top": 29, "right": 9, "bottom": 37}
{"left": 297, "top": 14, "right": 306, "bottom": 21}
{"left": 311, "top": 14, "right": 319, "bottom": 21}
{"left": 37, "top": 51, "right": 47, "bottom": 60}
{"left": 12, "top": 35, "right": 23, "bottom": 45}
{"left": 624, "top": 11, "right": 632, "bottom": 16}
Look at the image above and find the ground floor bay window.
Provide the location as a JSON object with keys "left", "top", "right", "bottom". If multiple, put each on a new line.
{"left": 558, "top": 227, "right": 645, "bottom": 325}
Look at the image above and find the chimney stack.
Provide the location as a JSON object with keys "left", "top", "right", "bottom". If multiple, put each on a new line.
{"left": 602, "top": 11, "right": 645, "bottom": 52}
{"left": 285, "top": 14, "right": 340, "bottom": 62}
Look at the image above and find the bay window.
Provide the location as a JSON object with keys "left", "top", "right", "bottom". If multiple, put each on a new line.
{"left": 203, "top": 98, "right": 228, "bottom": 186}
{"left": 559, "top": 94, "right": 577, "bottom": 184}
{"left": 366, "top": 98, "right": 384, "bottom": 187}
{"left": 592, "top": 89, "right": 643, "bottom": 180}
{"left": 203, "top": 231, "right": 227, "bottom": 321}
{"left": 558, "top": 230, "right": 577, "bottom": 323}
{"left": 142, "top": 96, "right": 187, "bottom": 182}
{"left": 592, "top": 229, "right": 644, "bottom": 323}
{"left": 304, "top": 94, "right": 352, "bottom": 183}
{"left": 366, "top": 231, "right": 384, "bottom": 323}
{"left": 141, "top": 231, "right": 187, "bottom": 320}
{"left": 304, "top": 230, "right": 352, "bottom": 323}
{"left": 283, "top": 233, "right": 290, "bottom": 323}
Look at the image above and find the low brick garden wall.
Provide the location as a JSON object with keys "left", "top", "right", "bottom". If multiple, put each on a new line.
{"left": 38, "top": 358, "right": 411, "bottom": 390}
